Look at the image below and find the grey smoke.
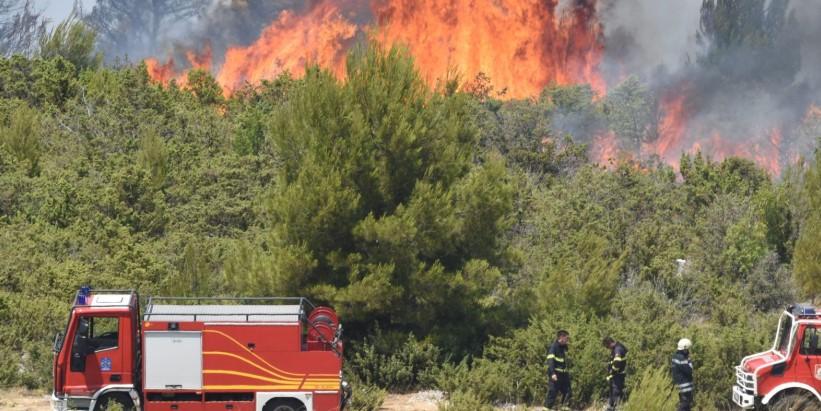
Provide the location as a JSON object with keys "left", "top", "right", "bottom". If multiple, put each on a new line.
{"left": 599, "top": 0, "right": 702, "bottom": 84}
{"left": 595, "top": 0, "right": 820, "bottom": 168}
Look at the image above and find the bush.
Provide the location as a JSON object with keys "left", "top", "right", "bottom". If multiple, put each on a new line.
{"left": 437, "top": 390, "right": 493, "bottom": 411}
{"left": 623, "top": 367, "right": 676, "bottom": 411}
{"left": 347, "top": 332, "right": 442, "bottom": 392}
{"left": 347, "top": 382, "right": 386, "bottom": 411}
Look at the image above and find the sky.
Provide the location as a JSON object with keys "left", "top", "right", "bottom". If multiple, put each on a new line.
{"left": 35, "top": 0, "right": 95, "bottom": 24}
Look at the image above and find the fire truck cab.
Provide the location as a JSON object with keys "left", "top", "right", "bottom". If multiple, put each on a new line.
{"left": 51, "top": 287, "right": 349, "bottom": 411}
{"left": 732, "top": 305, "right": 821, "bottom": 409}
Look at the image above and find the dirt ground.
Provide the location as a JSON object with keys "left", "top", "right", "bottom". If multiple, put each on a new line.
{"left": 0, "top": 389, "right": 444, "bottom": 411}
{"left": 0, "top": 388, "right": 558, "bottom": 411}
{"left": 0, "top": 388, "right": 51, "bottom": 411}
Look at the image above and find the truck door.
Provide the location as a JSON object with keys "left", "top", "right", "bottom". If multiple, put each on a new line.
{"left": 798, "top": 326, "right": 821, "bottom": 392}
{"left": 63, "top": 315, "right": 126, "bottom": 397}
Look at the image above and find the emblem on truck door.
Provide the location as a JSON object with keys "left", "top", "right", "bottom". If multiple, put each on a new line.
{"left": 100, "top": 357, "right": 112, "bottom": 371}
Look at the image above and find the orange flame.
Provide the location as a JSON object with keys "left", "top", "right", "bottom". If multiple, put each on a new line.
{"left": 643, "top": 83, "right": 786, "bottom": 175}
{"left": 646, "top": 87, "right": 689, "bottom": 167}
{"left": 371, "top": 0, "right": 605, "bottom": 98}
{"left": 146, "top": 0, "right": 605, "bottom": 98}
{"left": 145, "top": 42, "right": 213, "bottom": 87}
{"left": 145, "top": 58, "right": 176, "bottom": 85}
{"left": 216, "top": 2, "right": 358, "bottom": 93}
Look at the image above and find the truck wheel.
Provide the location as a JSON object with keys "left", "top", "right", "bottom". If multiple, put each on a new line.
{"left": 93, "top": 393, "right": 135, "bottom": 411}
{"left": 263, "top": 398, "right": 307, "bottom": 411}
{"left": 770, "top": 392, "right": 816, "bottom": 411}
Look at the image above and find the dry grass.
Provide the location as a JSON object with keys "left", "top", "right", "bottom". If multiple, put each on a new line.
{"left": 0, "top": 388, "right": 50, "bottom": 411}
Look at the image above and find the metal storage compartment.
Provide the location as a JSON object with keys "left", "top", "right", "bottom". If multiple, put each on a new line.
{"left": 144, "top": 331, "right": 203, "bottom": 389}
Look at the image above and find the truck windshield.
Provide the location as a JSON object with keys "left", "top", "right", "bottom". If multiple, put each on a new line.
{"left": 775, "top": 314, "right": 793, "bottom": 354}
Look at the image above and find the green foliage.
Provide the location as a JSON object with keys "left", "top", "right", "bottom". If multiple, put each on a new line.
{"left": 793, "top": 151, "right": 821, "bottom": 300}
{"left": 347, "top": 382, "right": 386, "bottom": 411}
{"left": 348, "top": 332, "right": 441, "bottom": 392}
{"left": 38, "top": 17, "right": 101, "bottom": 70}
{"left": 622, "top": 367, "right": 676, "bottom": 411}
{"left": 605, "top": 76, "right": 656, "bottom": 153}
{"left": 226, "top": 45, "right": 515, "bottom": 354}
{"left": 0, "top": 103, "right": 40, "bottom": 175}
{"left": 186, "top": 69, "right": 224, "bottom": 106}
{"left": 0, "top": 42, "right": 805, "bottom": 411}
{"left": 438, "top": 390, "right": 493, "bottom": 411}
{"left": 0, "top": 55, "right": 77, "bottom": 107}
{"left": 138, "top": 128, "right": 169, "bottom": 189}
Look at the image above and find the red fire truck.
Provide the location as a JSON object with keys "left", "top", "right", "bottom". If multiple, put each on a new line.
{"left": 51, "top": 287, "right": 350, "bottom": 411}
{"left": 732, "top": 305, "right": 821, "bottom": 409}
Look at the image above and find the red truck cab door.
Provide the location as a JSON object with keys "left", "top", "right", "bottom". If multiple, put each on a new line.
{"left": 798, "top": 326, "right": 821, "bottom": 392}
{"left": 62, "top": 314, "right": 128, "bottom": 397}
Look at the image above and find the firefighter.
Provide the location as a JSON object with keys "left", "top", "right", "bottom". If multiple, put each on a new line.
{"left": 671, "top": 338, "right": 694, "bottom": 411}
{"left": 602, "top": 336, "right": 627, "bottom": 410}
{"left": 545, "top": 330, "right": 571, "bottom": 409}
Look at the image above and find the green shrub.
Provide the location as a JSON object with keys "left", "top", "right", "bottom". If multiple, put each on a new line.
{"left": 0, "top": 104, "right": 41, "bottom": 176}
{"left": 348, "top": 332, "right": 441, "bottom": 392}
{"left": 348, "top": 382, "right": 386, "bottom": 411}
{"left": 437, "top": 390, "right": 493, "bottom": 411}
{"left": 623, "top": 367, "right": 676, "bottom": 411}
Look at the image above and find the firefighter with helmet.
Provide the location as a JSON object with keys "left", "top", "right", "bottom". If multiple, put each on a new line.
{"left": 602, "top": 336, "right": 628, "bottom": 410}
{"left": 545, "top": 330, "right": 571, "bottom": 409}
{"left": 671, "top": 338, "right": 695, "bottom": 411}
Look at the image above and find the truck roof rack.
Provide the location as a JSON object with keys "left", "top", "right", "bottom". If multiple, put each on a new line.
{"left": 71, "top": 289, "right": 138, "bottom": 308}
{"left": 142, "top": 296, "right": 316, "bottom": 323}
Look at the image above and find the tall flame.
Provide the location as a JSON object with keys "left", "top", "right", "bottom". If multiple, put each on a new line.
{"left": 216, "top": 2, "right": 358, "bottom": 92}
{"left": 146, "top": 0, "right": 605, "bottom": 98}
{"left": 371, "top": 0, "right": 605, "bottom": 98}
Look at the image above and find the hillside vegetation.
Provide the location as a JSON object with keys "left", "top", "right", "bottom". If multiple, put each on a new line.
{"left": 1, "top": 28, "right": 820, "bottom": 411}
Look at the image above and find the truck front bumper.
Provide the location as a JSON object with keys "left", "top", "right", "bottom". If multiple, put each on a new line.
{"left": 732, "top": 385, "right": 755, "bottom": 409}
{"left": 50, "top": 394, "right": 68, "bottom": 411}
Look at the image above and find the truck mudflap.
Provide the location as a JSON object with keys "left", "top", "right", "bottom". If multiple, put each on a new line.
{"left": 732, "top": 384, "right": 755, "bottom": 409}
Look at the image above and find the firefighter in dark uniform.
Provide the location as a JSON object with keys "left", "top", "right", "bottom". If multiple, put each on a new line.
{"left": 545, "top": 330, "right": 571, "bottom": 409}
{"left": 603, "top": 336, "right": 628, "bottom": 410}
{"left": 671, "top": 338, "right": 695, "bottom": 411}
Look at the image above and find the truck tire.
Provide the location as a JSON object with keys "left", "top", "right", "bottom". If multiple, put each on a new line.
{"left": 263, "top": 398, "right": 308, "bottom": 411}
{"left": 769, "top": 391, "right": 816, "bottom": 411}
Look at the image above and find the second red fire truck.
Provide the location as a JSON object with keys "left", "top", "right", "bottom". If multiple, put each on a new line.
{"left": 51, "top": 287, "right": 350, "bottom": 411}
{"left": 732, "top": 304, "right": 821, "bottom": 409}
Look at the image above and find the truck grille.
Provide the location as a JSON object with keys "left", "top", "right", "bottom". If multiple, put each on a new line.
{"left": 735, "top": 366, "right": 756, "bottom": 394}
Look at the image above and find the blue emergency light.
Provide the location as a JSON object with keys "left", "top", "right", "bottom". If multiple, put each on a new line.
{"left": 792, "top": 305, "right": 816, "bottom": 317}
{"left": 77, "top": 286, "right": 92, "bottom": 305}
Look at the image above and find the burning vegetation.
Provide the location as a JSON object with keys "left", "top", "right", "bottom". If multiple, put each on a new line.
{"left": 137, "top": 0, "right": 819, "bottom": 175}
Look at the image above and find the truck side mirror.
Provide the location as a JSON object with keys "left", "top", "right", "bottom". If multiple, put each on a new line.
{"left": 811, "top": 331, "right": 819, "bottom": 356}
{"left": 52, "top": 332, "right": 64, "bottom": 353}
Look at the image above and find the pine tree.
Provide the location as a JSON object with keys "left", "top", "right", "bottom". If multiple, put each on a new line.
{"left": 794, "top": 151, "right": 821, "bottom": 302}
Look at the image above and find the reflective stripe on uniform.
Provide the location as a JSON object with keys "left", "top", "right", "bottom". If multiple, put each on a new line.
{"left": 547, "top": 354, "right": 565, "bottom": 363}
{"left": 672, "top": 358, "right": 690, "bottom": 365}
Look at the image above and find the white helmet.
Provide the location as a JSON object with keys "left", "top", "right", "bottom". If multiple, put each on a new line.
{"left": 677, "top": 338, "right": 692, "bottom": 350}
